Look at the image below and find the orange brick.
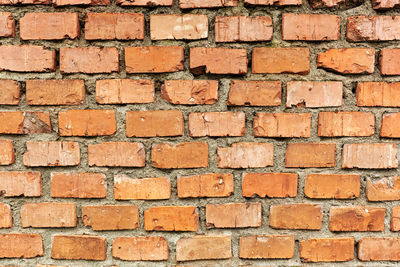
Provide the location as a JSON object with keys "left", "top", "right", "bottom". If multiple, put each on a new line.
{"left": 96, "top": 79, "right": 154, "bottom": 104}
{"left": 286, "top": 81, "right": 343, "bottom": 108}
{"left": 117, "top": 0, "right": 172, "bottom": 5}
{"left": 180, "top": 0, "right": 237, "bottom": 8}
{"left": 126, "top": 110, "right": 183, "bottom": 137}
{"left": 176, "top": 235, "right": 232, "bottom": 261}
{"left": 20, "top": 13, "right": 79, "bottom": 40}
{"left": 227, "top": 80, "right": 281, "bottom": 106}
{"left": 113, "top": 236, "right": 168, "bottom": 261}
{"left": 342, "top": 143, "right": 398, "bottom": 169}
{"left": 0, "top": 171, "right": 41, "bottom": 197}
{"left": 329, "top": 206, "right": 385, "bottom": 232}
{"left": 51, "top": 235, "right": 106, "bottom": 260}
{"left": 218, "top": 142, "right": 273, "bottom": 168}
{"left": 23, "top": 141, "right": 80, "bottom": 167}
{"left": 347, "top": 16, "right": 400, "bottom": 41}
{"left": 88, "top": 142, "right": 145, "bottom": 167}
{"left": 21, "top": 203, "right": 76, "bottom": 228}
{"left": 144, "top": 206, "right": 198, "bottom": 231}
{"left": 254, "top": 113, "right": 311, "bottom": 137}
{"left": 0, "top": 0, "right": 49, "bottom": 4}
{"left": 0, "top": 111, "right": 51, "bottom": 134}
{"left": 82, "top": 205, "right": 139, "bottom": 230}
{"left": 366, "top": 176, "right": 400, "bottom": 201}
{"left": 85, "top": 13, "right": 144, "bottom": 40}
{"left": 114, "top": 175, "right": 170, "bottom": 200}
{"left": 252, "top": 47, "right": 310, "bottom": 74}
{"left": 151, "top": 142, "right": 208, "bottom": 169}
{"left": 215, "top": 16, "right": 272, "bottom": 42}
{"left": 318, "top": 111, "right": 374, "bottom": 137}
{"left": 242, "top": 173, "right": 297, "bottom": 198}
{"left": 190, "top": 47, "right": 247, "bottom": 75}
{"left": 381, "top": 113, "right": 400, "bottom": 137}
{"left": 161, "top": 80, "right": 218, "bottom": 105}
{"left": 305, "top": 174, "right": 360, "bottom": 199}
{"left": 269, "top": 203, "right": 322, "bottom": 230}
{"left": 54, "top": 0, "right": 109, "bottom": 5}
{"left": 26, "top": 79, "right": 85, "bottom": 106}
{"left": 0, "top": 140, "right": 13, "bottom": 166}
{"left": 392, "top": 206, "right": 400, "bottom": 231}
{"left": 189, "top": 112, "right": 245, "bottom": 137}
{"left": 125, "top": 46, "right": 183, "bottom": 73}
{"left": 177, "top": 173, "right": 233, "bottom": 198}
{"left": 0, "top": 12, "right": 14, "bottom": 37}
{"left": 245, "top": 0, "right": 302, "bottom": 5}
{"left": 317, "top": 48, "right": 375, "bottom": 74}
{"left": 51, "top": 172, "right": 106, "bottom": 199}
{"left": 0, "top": 203, "right": 11, "bottom": 228}
{"left": 285, "top": 143, "right": 336, "bottom": 168}
{"left": 239, "top": 235, "right": 294, "bottom": 259}
{"left": 0, "top": 45, "right": 55, "bottom": 72}
{"left": 206, "top": 202, "right": 262, "bottom": 228}
{"left": 372, "top": 0, "right": 400, "bottom": 8}
{"left": 357, "top": 82, "right": 400, "bottom": 107}
{"left": 309, "top": 0, "right": 360, "bottom": 7}
{"left": 0, "top": 234, "right": 43, "bottom": 258}
{"left": 359, "top": 237, "right": 400, "bottom": 261}
{"left": 0, "top": 80, "right": 20, "bottom": 105}
{"left": 382, "top": 49, "right": 400, "bottom": 75}
{"left": 300, "top": 238, "right": 354, "bottom": 262}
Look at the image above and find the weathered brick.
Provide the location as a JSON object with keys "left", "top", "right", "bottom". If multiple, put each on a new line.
{"left": 180, "top": 0, "right": 237, "bottom": 8}
{"left": 381, "top": 49, "right": 400, "bottom": 75}
{"left": 372, "top": 0, "right": 400, "bottom": 8}
{"left": 366, "top": 176, "right": 400, "bottom": 201}
{"left": 269, "top": 203, "right": 322, "bottom": 230}
{"left": 0, "top": 140, "right": 13, "bottom": 166}
{"left": 0, "top": 80, "right": 19, "bottom": 105}
{"left": 300, "top": 238, "right": 354, "bottom": 262}
{"left": 117, "top": 0, "right": 172, "bottom": 5}
{"left": 318, "top": 111, "right": 374, "bottom": 137}
{"left": 125, "top": 46, "right": 183, "bottom": 73}
{"left": 51, "top": 235, "right": 106, "bottom": 260}
{"left": 177, "top": 173, "right": 233, "bottom": 198}
{"left": 96, "top": 79, "right": 154, "bottom": 104}
{"left": 82, "top": 205, "right": 139, "bottom": 230}
{"left": 329, "top": 206, "right": 385, "bottom": 232}
{"left": 282, "top": 13, "right": 340, "bottom": 41}
{"left": 0, "top": 203, "right": 12, "bottom": 228}
{"left": 0, "top": 0, "right": 50, "bottom": 4}
{"left": 151, "top": 142, "right": 208, "bottom": 169}
{"left": 85, "top": 13, "right": 144, "bottom": 40}
{"left": 161, "top": 80, "right": 218, "bottom": 105}
{"left": 347, "top": 16, "right": 400, "bottom": 41}
{"left": 0, "top": 171, "right": 41, "bottom": 197}
{"left": 23, "top": 141, "right": 80, "bottom": 167}
{"left": 53, "top": 0, "right": 109, "bottom": 5}
{"left": 189, "top": 112, "right": 245, "bottom": 137}
{"left": 245, "top": 0, "right": 302, "bottom": 5}
{"left": 21, "top": 203, "right": 76, "bottom": 228}
{"left": 114, "top": 175, "right": 170, "bottom": 200}
{"left": 254, "top": 113, "right": 311, "bottom": 137}
{"left": 342, "top": 143, "right": 398, "bottom": 169}
{"left": 309, "top": 0, "right": 362, "bottom": 7}
{"left": 0, "top": 234, "right": 43, "bottom": 259}
{"left": 0, "top": 12, "right": 14, "bottom": 37}
{"left": 0, "top": 111, "right": 51, "bottom": 134}
{"left": 113, "top": 237, "right": 168, "bottom": 261}
{"left": 359, "top": 237, "right": 400, "bottom": 261}
{"left": 206, "top": 202, "right": 261, "bottom": 228}
{"left": 286, "top": 81, "right": 343, "bottom": 108}
{"left": 305, "top": 174, "right": 360, "bottom": 199}
{"left": 218, "top": 142, "right": 273, "bottom": 168}
{"left": 88, "top": 142, "right": 145, "bottom": 167}
{"left": 239, "top": 235, "right": 294, "bottom": 259}
{"left": 285, "top": 143, "right": 336, "bottom": 168}
{"left": 228, "top": 80, "right": 281, "bottom": 106}
{"left": 357, "top": 82, "right": 400, "bottom": 107}
{"left": 242, "top": 173, "right": 298, "bottom": 198}
{"left": 252, "top": 47, "right": 310, "bottom": 74}
{"left": 176, "top": 235, "right": 232, "bottom": 261}
{"left": 144, "top": 206, "right": 198, "bottom": 231}
{"left": 381, "top": 113, "right": 400, "bottom": 137}
{"left": 392, "top": 206, "right": 400, "bottom": 231}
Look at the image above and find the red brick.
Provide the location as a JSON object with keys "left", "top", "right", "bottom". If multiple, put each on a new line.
{"left": 144, "top": 206, "right": 198, "bottom": 231}
{"left": 51, "top": 235, "right": 106, "bottom": 260}
{"left": 176, "top": 235, "right": 232, "bottom": 261}
{"left": 269, "top": 203, "right": 322, "bottom": 230}
{"left": 347, "top": 16, "right": 400, "bottom": 41}
{"left": 0, "top": 80, "right": 19, "bottom": 105}
{"left": 317, "top": 48, "right": 375, "bottom": 74}
{"left": 180, "top": 0, "right": 237, "bottom": 8}
{"left": 285, "top": 143, "right": 336, "bottom": 168}
{"left": 359, "top": 237, "right": 400, "bottom": 261}
{"left": 239, "top": 235, "right": 294, "bottom": 259}
{"left": 252, "top": 47, "right": 310, "bottom": 74}
{"left": 51, "top": 172, "right": 106, "bottom": 199}
{"left": 392, "top": 206, "right": 400, "bottom": 231}
{"left": 227, "top": 80, "right": 281, "bottom": 106}
{"left": 242, "top": 173, "right": 298, "bottom": 198}
{"left": 0, "top": 45, "right": 55, "bottom": 72}
{"left": 53, "top": 0, "right": 109, "bottom": 5}
{"left": 215, "top": 16, "right": 272, "bottom": 42}
{"left": 26, "top": 79, "right": 85, "bottom": 106}
{"left": 113, "top": 236, "right": 168, "bottom": 261}
{"left": 381, "top": 113, "right": 400, "bottom": 137}
{"left": 85, "top": 13, "right": 144, "bottom": 40}
{"left": 0, "top": 171, "right": 41, "bottom": 197}
{"left": 117, "top": 0, "right": 172, "bottom": 5}
{"left": 245, "top": 0, "right": 302, "bottom": 5}
{"left": 114, "top": 175, "right": 170, "bottom": 200}
{"left": 0, "top": 234, "right": 43, "bottom": 259}
{"left": 286, "top": 81, "right": 343, "bottom": 108}
{"left": 88, "top": 142, "right": 145, "bottom": 167}
{"left": 357, "top": 82, "right": 400, "bottom": 107}
{"left": 96, "top": 79, "right": 154, "bottom": 104}
{"left": 342, "top": 143, "right": 398, "bottom": 169}
{"left": 381, "top": 49, "right": 400, "bottom": 75}
{"left": 23, "top": 141, "right": 80, "bottom": 167}
{"left": 82, "top": 205, "right": 139, "bottom": 230}
{"left": 177, "top": 173, "right": 233, "bottom": 198}
{"left": 0, "top": 12, "right": 14, "bottom": 37}
{"left": 372, "top": 0, "right": 400, "bottom": 8}
{"left": 282, "top": 13, "right": 340, "bottom": 41}
{"left": 309, "top": 0, "right": 362, "bottom": 7}
{"left": 366, "top": 176, "right": 400, "bottom": 201}
{"left": 329, "top": 206, "right": 385, "bottom": 232}
{"left": 218, "top": 142, "right": 273, "bottom": 168}
{"left": 300, "top": 238, "right": 354, "bottom": 262}
{"left": 20, "top": 13, "right": 79, "bottom": 40}
{"left": 318, "top": 111, "right": 374, "bottom": 137}
{"left": 254, "top": 113, "right": 311, "bottom": 137}
{"left": 126, "top": 110, "right": 183, "bottom": 137}
{"left": 305, "top": 174, "right": 360, "bottom": 199}
{"left": 21, "top": 203, "right": 76, "bottom": 228}
{"left": 0, "top": 203, "right": 11, "bottom": 228}
{"left": 0, "top": 140, "right": 14, "bottom": 166}
{"left": 0, "top": 111, "right": 51, "bottom": 134}
{"left": 190, "top": 47, "right": 247, "bottom": 75}
{"left": 206, "top": 202, "right": 261, "bottom": 228}
{"left": 125, "top": 46, "right": 183, "bottom": 73}
{"left": 189, "top": 112, "right": 245, "bottom": 137}
{"left": 161, "top": 80, "right": 218, "bottom": 105}
{"left": 0, "top": 0, "right": 49, "bottom": 4}
{"left": 152, "top": 142, "right": 208, "bottom": 169}
{"left": 151, "top": 14, "right": 208, "bottom": 40}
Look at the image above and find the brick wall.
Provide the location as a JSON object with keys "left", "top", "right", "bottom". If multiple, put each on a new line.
{"left": 0, "top": 0, "right": 399, "bottom": 266}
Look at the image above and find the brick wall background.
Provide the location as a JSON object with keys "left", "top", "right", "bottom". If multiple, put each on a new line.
{"left": 0, "top": 0, "right": 400, "bottom": 266}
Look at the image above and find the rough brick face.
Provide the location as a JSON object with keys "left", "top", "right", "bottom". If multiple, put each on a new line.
{"left": 0, "top": 111, "right": 51, "bottom": 134}
{"left": 0, "top": 140, "right": 13, "bottom": 165}
{"left": 117, "top": 0, "right": 172, "bottom": 5}
{"left": 358, "top": 237, "right": 400, "bottom": 261}
{"left": 96, "top": 79, "right": 154, "bottom": 104}
{"left": 218, "top": 142, "right": 274, "bottom": 168}
{"left": 253, "top": 113, "right": 311, "bottom": 137}
{"left": 318, "top": 111, "right": 375, "bottom": 136}
{"left": 88, "top": 142, "right": 145, "bottom": 167}
{"left": 21, "top": 203, "right": 76, "bottom": 228}
{"left": 228, "top": 80, "right": 281, "bottom": 106}
{"left": 114, "top": 175, "right": 170, "bottom": 200}
{"left": 0, "top": 80, "right": 20, "bottom": 105}
{"left": 177, "top": 173, "right": 233, "bottom": 198}
{"left": 245, "top": 0, "right": 302, "bottom": 5}
{"left": 381, "top": 49, "right": 400, "bottom": 75}
{"left": 0, "top": 203, "right": 12, "bottom": 228}
{"left": 269, "top": 203, "right": 323, "bottom": 229}
{"left": 329, "top": 206, "right": 385, "bottom": 232}
{"left": 180, "top": 0, "right": 237, "bottom": 8}
{"left": 357, "top": 82, "right": 400, "bottom": 107}
{"left": 300, "top": 238, "right": 354, "bottom": 262}
{"left": 82, "top": 205, "right": 139, "bottom": 230}
{"left": 239, "top": 235, "right": 294, "bottom": 259}
{"left": 206, "top": 202, "right": 262, "bottom": 228}
{"left": 372, "top": 0, "right": 400, "bottom": 8}
{"left": 144, "top": 206, "right": 198, "bottom": 231}
{"left": 0, "top": 13, "right": 14, "bottom": 37}
{"left": 347, "top": 16, "right": 400, "bottom": 41}
{"left": 367, "top": 176, "right": 400, "bottom": 201}
{"left": 305, "top": 174, "right": 360, "bottom": 199}
{"left": 54, "top": 0, "right": 109, "bottom": 5}
{"left": 242, "top": 172, "right": 298, "bottom": 198}
{"left": 381, "top": 113, "right": 400, "bottom": 137}
{"left": 342, "top": 143, "right": 398, "bottom": 169}
{"left": 0, "top": 171, "right": 41, "bottom": 197}
{"left": 285, "top": 143, "right": 336, "bottom": 168}
{"left": 189, "top": 112, "right": 245, "bottom": 137}
{"left": 176, "top": 235, "right": 232, "bottom": 261}
{"left": 112, "top": 236, "right": 168, "bottom": 261}
{"left": 51, "top": 235, "right": 106, "bottom": 260}
{"left": 0, "top": 234, "right": 43, "bottom": 258}
{"left": 392, "top": 207, "right": 400, "bottom": 231}
{"left": 161, "top": 80, "right": 218, "bottom": 105}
